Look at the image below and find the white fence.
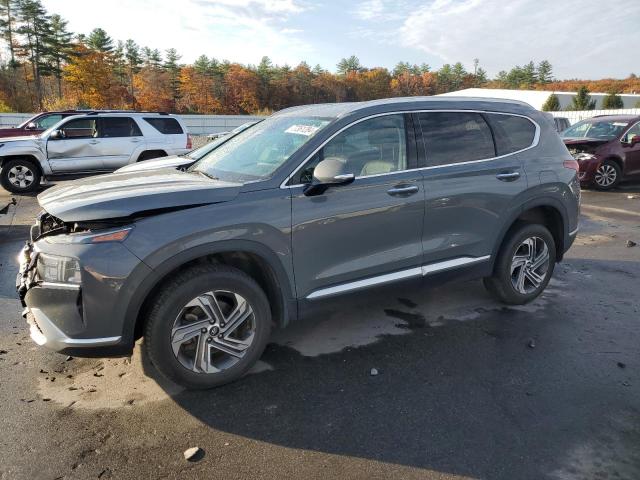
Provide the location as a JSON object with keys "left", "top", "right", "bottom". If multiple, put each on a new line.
{"left": 549, "top": 108, "right": 640, "bottom": 125}
{"left": 0, "top": 113, "right": 264, "bottom": 135}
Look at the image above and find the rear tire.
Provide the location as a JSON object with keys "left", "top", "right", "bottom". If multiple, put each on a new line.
{"left": 483, "top": 223, "right": 556, "bottom": 305}
{"left": 593, "top": 160, "right": 621, "bottom": 190}
{"left": 0, "top": 158, "right": 41, "bottom": 194}
{"left": 144, "top": 264, "right": 271, "bottom": 389}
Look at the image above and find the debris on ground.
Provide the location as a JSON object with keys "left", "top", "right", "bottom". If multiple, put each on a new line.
{"left": 65, "top": 356, "right": 73, "bottom": 362}
{"left": 617, "top": 362, "right": 626, "bottom": 369}
{"left": 627, "top": 195, "right": 639, "bottom": 199}
{"left": 528, "top": 339, "right": 536, "bottom": 349}
{"left": 626, "top": 240, "right": 637, "bottom": 247}
{"left": 183, "top": 447, "right": 204, "bottom": 462}
{"left": 622, "top": 381, "right": 631, "bottom": 387}
{"left": 370, "top": 368, "right": 379, "bottom": 376}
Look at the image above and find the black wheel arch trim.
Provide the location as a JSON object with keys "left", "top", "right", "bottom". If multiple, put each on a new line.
{"left": 119, "top": 239, "right": 298, "bottom": 346}
{"left": 491, "top": 195, "right": 570, "bottom": 267}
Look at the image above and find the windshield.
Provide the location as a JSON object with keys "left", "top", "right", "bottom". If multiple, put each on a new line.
{"left": 562, "top": 119, "right": 629, "bottom": 140}
{"left": 191, "top": 115, "right": 332, "bottom": 182}
{"left": 16, "top": 113, "right": 41, "bottom": 129}
{"left": 185, "top": 120, "right": 262, "bottom": 160}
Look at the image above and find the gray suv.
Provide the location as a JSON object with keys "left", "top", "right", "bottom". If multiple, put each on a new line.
{"left": 17, "top": 97, "right": 580, "bottom": 389}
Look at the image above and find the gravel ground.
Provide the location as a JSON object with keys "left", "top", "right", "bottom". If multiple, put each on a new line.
{"left": 0, "top": 182, "right": 639, "bottom": 480}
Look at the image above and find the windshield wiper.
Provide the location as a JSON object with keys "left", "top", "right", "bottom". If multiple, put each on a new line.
{"left": 197, "top": 171, "right": 219, "bottom": 181}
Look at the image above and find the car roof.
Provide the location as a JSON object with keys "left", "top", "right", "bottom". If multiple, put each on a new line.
{"left": 274, "top": 96, "right": 538, "bottom": 119}
{"left": 588, "top": 115, "right": 640, "bottom": 122}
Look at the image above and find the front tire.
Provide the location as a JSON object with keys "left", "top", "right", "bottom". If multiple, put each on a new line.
{"left": 593, "top": 161, "right": 621, "bottom": 190}
{"left": 144, "top": 264, "right": 272, "bottom": 389}
{"left": 0, "top": 158, "right": 41, "bottom": 194}
{"left": 483, "top": 223, "right": 556, "bottom": 305}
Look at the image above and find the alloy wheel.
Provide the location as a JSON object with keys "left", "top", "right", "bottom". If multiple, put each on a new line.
{"left": 170, "top": 290, "right": 256, "bottom": 374}
{"left": 7, "top": 165, "right": 35, "bottom": 189}
{"left": 510, "top": 236, "right": 550, "bottom": 294}
{"left": 594, "top": 164, "right": 617, "bottom": 188}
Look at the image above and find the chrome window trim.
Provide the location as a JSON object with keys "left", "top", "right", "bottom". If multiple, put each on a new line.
{"left": 306, "top": 255, "right": 491, "bottom": 300}
{"left": 280, "top": 109, "right": 540, "bottom": 189}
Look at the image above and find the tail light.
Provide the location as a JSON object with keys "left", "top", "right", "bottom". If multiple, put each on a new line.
{"left": 186, "top": 134, "right": 192, "bottom": 149}
{"left": 563, "top": 159, "right": 579, "bottom": 172}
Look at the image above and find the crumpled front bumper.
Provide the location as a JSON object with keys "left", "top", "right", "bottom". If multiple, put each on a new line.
{"left": 17, "top": 242, "right": 122, "bottom": 353}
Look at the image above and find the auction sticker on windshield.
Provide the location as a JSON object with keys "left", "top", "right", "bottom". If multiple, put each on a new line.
{"left": 285, "top": 124, "right": 321, "bottom": 136}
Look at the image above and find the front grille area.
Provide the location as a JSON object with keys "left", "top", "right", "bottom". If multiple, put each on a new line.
{"left": 32, "top": 211, "right": 67, "bottom": 241}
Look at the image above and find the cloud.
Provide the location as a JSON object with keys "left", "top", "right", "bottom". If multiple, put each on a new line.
{"left": 41, "top": 0, "right": 313, "bottom": 66}
{"left": 353, "top": 0, "right": 640, "bottom": 78}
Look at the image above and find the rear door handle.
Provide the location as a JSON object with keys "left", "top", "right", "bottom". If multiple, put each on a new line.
{"left": 88, "top": 139, "right": 99, "bottom": 145}
{"left": 130, "top": 138, "right": 141, "bottom": 142}
{"left": 496, "top": 171, "right": 520, "bottom": 181}
{"left": 387, "top": 185, "right": 419, "bottom": 196}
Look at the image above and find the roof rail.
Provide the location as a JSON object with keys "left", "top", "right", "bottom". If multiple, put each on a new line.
{"left": 84, "top": 110, "right": 170, "bottom": 116}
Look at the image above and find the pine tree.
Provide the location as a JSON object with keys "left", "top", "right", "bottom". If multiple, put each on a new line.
{"left": 87, "top": 27, "right": 113, "bottom": 53}
{"left": 15, "top": 0, "right": 52, "bottom": 109}
{"left": 542, "top": 93, "right": 560, "bottom": 111}
{"left": 0, "top": 0, "right": 19, "bottom": 109}
{"left": 602, "top": 92, "right": 623, "bottom": 109}
{"left": 336, "top": 55, "right": 362, "bottom": 75}
{"left": 47, "top": 13, "right": 73, "bottom": 98}
{"left": 537, "top": 60, "right": 553, "bottom": 84}
{"left": 571, "top": 86, "right": 596, "bottom": 110}
{"left": 163, "top": 47, "right": 181, "bottom": 110}
{"left": 124, "top": 39, "right": 141, "bottom": 106}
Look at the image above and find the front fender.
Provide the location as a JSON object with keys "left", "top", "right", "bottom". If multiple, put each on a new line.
{"left": 0, "top": 143, "right": 50, "bottom": 175}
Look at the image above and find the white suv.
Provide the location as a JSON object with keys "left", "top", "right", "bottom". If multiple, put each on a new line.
{"left": 0, "top": 112, "right": 191, "bottom": 193}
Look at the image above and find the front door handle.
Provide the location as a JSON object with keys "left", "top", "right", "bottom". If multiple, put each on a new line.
{"left": 496, "top": 171, "right": 520, "bottom": 181}
{"left": 88, "top": 139, "right": 99, "bottom": 145}
{"left": 387, "top": 184, "right": 419, "bottom": 196}
{"left": 130, "top": 138, "right": 141, "bottom": 142}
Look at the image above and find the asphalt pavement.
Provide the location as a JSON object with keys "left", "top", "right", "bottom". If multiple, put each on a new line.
{"left": 0, "top": 182, "right": 639, "bottom": 480}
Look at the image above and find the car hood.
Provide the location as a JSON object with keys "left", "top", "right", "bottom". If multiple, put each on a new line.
{"left": 38, "top": 169, "right": 242, "bottom": 222}
{"left": 0, "top": 135, "right": 40, "bottom": 146}
{"left": 115, "top": 155, "right": 194, "bottom": 173}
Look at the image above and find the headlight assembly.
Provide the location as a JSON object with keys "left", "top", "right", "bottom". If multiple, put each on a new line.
{"left": 36, "top": 253, "right": 81, "bottom": 284}
{"left": 574, "top": 153, "right": 596, "bottom": 161}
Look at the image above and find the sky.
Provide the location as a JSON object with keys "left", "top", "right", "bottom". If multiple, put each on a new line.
{"left": 41, "top": 0, "right": 639, "bottom": 80}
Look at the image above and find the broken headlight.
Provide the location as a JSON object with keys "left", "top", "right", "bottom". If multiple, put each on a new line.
{"left": 36, "top": 253, "right": 81, "bottom": 284}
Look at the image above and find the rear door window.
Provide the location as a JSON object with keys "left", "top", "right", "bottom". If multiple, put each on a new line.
{"left": 99, "top": 117, "right": 142, "bottom": 137}
{"left": 486, "top": 114, "right": 536, "bottom": 155}
{"left": 417, "top": 112, "right": 495, "bottom": 166}
{"left": 144, "top": 117, "right": 183, "bottom": 134}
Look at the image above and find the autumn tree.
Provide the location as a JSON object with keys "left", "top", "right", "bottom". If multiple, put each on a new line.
{"left": 0, "top": 0, "right": 19, "bottom": 108}
{"left": 223, "top": 64, "right": 260, "bottom": 114}
{"left": 62, "top": 43, "right": 126, "bottom": 108}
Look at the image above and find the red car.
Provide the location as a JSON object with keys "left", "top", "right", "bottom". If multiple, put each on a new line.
{"left": 562, "top": 115, "right": 640, "bottom": 190}
{"left": 0, "top": 110, "right": 91, "bottom": 138}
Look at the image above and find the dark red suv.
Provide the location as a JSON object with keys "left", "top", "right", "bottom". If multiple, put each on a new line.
{"left": 562, "top": 115, "right": 640, "bottom": 190}
{"left": 0, "top": 110, "right": 89, "bottom": 138}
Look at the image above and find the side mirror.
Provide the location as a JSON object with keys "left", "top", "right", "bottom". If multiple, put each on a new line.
{"left": 303, "top": 158, "right": 355, "bottom": 196}
{"left": 631, "top": 136, "right": 640, "bottom": 146}
{"left": 25, "top": 122, "right": 37, "bottom": 130}
{"left": 49, "top": 129, "right": 62, "bottom": 140}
